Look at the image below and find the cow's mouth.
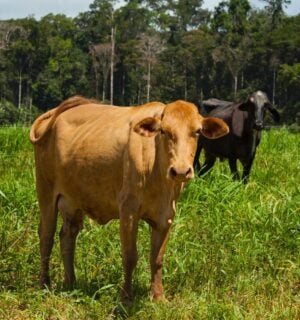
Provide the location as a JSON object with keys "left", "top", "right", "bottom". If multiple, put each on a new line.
{"left": 254, "top": 122, "right": 264, "bottom": 130}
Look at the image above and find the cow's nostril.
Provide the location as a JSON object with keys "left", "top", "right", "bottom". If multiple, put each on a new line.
{"left": 186, "top": 167, "right": 192, "bottom": 177}
{"left": 170, "top": 167, "right": 177, "bottom": 178}
{"left": 169, "top": 166, "right": 194, "bottom": 180}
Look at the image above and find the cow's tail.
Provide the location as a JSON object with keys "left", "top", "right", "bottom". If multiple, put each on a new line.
{"left": 29, "top": 96, "right": 95, "bottom": 144}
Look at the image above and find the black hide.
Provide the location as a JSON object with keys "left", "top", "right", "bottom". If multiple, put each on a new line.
{"left": 194, "top": 91, "right": 280, "bottom": 183}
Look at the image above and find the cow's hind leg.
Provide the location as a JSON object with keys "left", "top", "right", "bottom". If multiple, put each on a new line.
{"left": 58, "top": 196, "right": 83, "bottom": 289}
{"left": 150, "top": 221, "right": 172, "bottom": 301}
{"left": 119, "top": 195, "right": 139, "bottom": 303}
{"left": 193, "top": 142, "right": 202, "bottom": 173}
{"left": 37, "top": 183, "right": 58, "bottom": 288}
{"left": 229, "top": 157, "right": 239, "bottom": 180}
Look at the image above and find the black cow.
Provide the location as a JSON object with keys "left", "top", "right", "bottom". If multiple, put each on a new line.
{"left": 194, "top": 91, "right": 280, "bottom": 183}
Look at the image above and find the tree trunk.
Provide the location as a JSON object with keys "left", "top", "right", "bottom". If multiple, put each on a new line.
{"left": 110, "top": 23, "right": 115, "bottom": 105}
{"left": 272, "top": 68, "right": 276, "bottom": 105}
{"left": 234, "top": 74, "right": 238, "bottom": 98}
{"left": 102, "top": 81, "right": 106, "bottom": 102}
{"left": 94, "top": 68, "right": 99, "bottom": 100}
{"left": 146, "top": 60, "right": 151, "bottom": 103}
{"left": 241, "top": 71, "right": 244, "bottom": 89}
{"left": 18, "top": 71, "right": 22, "bottom": 108}
{"left": 184, "top": 65, "right": 187, "bottom": 101}
{"left": 122, "top": 72, "right": 125, "bottom": 103}
{"left": 29, "top": 97, "right": 32, "bottom": 123}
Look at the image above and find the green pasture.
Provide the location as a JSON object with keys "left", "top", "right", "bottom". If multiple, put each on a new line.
{"left": 0, "top": 127, "right": 299, "bottom": 319}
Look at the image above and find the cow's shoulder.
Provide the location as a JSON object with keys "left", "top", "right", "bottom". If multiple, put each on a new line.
{"left": 123, "top": 102, "right": 166, "bottom": 182}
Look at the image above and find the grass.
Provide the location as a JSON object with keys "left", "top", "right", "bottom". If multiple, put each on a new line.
{"left": 0, "top": 126, "right": 299, "bottom": 319}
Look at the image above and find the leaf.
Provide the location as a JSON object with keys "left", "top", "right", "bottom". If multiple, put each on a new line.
{"left": 0, "top": 190, "right": 8, "bottom": 200}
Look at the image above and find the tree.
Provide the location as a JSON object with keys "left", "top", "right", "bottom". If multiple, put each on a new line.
{"left": 75, "top": 0, "right": 116, "bottom": 47}
{"left": 212, "top": 36, "right": 252, "bottom": 97}
{"left": 277, "top": 63, "right": 300, "bottom": 122}
{"left": 0, "top": 22, "right": 26, "bottom": 50}
{"left": 211, "top": 0, "right": 252, "bottom": 97}
{"left": 90, "top": 43, "right": 112, "bottom": 101}
{"left": 138, "top": 32, "right": 164, "bottom": 102}
{"left": 0, "top": 22, "right": 32, "bottom": 108}
{"left": 171, "top": 0, "right": 206, "bottom": 32}
{"left": 181, "top": 29, "right": 216, "bottom": 100}
{"left": 0, "top": 0, "right": 299, "bottom": 124}
{"left": 260, "top": 0, "right": 291, "bottom": 27}
{"left": 79, "top": 0, "right": 117, "bottom": 103}
{"left": 32, "top": 15, "right": 88, "bottom": 108}
{"left": 114, "top": 0, "right": 154, "bottom": 104}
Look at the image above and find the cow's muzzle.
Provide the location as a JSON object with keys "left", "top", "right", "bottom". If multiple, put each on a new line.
{"left": 168, "top": 165, "right": 194, "bottom": 182}
{"left": 254, "top": 121, "right": 264, "bottom": 130}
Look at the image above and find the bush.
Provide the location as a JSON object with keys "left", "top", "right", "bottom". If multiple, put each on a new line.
{"left": 0, "top": 100, "right": 41, "bottom": 125}
{"left": 0, "top": 100, "right": 19, "bottom": 125}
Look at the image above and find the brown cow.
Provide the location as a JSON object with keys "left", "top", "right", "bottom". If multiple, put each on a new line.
{"left": 29, "top": 96, "right": 228, "bottom": 302}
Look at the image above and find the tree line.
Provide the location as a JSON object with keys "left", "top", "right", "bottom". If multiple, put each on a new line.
{"left": 0, "top": 0, "right": 299, "bottom": 124}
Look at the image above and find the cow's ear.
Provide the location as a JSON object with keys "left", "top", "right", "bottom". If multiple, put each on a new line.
{"left": 232, "top": 108, "right": 245, "bottom": 137}
{"left": 266, "top": 103, "right": 280, "bottom": 122}
{"left": 200, "top": 117, "right": 229, "bottom": 139}
{"left": 134, "top": 117, "right": 161, "bottom": 137}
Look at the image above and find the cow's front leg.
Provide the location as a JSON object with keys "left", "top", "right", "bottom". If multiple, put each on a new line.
{"left": 150, "top": 221, "right": 172, "bottom": 301}
{"left": 119, "top": 204, "right": 139, "bottom": 303}
{"left": 199, "top": 152, "right": 216, "bottom": 176}
{"left": 229, "top": 157, "right": 239, "bottom": 180}
{"left": 242, "top": 154, "right": 255, "bottom": 184}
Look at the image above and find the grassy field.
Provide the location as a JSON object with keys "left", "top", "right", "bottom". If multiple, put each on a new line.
{"left": 0, "top": 126, "right": 299, "bottom": 319}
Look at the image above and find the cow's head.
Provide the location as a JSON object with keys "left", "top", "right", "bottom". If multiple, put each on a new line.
{"left": 134, "top": 100, "right": 229, "bottom": 182}
{"left": 240, "top": 91, "right": 280, "bottom": 130}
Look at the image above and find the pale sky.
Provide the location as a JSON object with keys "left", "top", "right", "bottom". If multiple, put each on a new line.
{"left": 0, "top": 0, "right": 299, "bottom": 20}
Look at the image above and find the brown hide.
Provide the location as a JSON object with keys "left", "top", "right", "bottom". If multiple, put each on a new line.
{"left": 30, "top": 96, "right": 228, "bottom": 302}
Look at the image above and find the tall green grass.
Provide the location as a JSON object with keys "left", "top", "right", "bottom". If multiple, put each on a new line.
{"left": 0, "top": 127, "right": 299, "bottom": 319}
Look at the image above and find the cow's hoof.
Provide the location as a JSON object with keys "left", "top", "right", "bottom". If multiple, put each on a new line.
{"left": 62, "top": 280, "right": 75, "bottom": 291}
{"left": 40, "top": 275, "right": 51, "bottom": 289}
{"left": 151, "top": 293, "right": 167, "bottom": 302}
{"left": 120, "top": 289, "right": 134, "bottom": 306}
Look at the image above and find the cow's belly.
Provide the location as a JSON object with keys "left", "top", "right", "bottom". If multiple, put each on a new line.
{"left": 57, "top": 188, "right": 120, "bottom": 225}
{"left": 54, "top": 159, "right": 123, "bottom": 224}
{"left": 204, "top": 141, "right": 232, "bottom": 158}
{"left": 84, "top": 203, "right": 119, "bottom": 224}
{"left": 202, "top": 135, "right": 241, "bottom": 159}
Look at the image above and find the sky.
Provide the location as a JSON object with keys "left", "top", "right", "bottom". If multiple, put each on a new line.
{"left": 0, "top": 0, "right": 299, "bottom": 20}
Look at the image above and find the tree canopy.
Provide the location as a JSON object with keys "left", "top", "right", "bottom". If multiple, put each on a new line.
{"left": 0, "top": 0, "right": 299, "bottom": 123}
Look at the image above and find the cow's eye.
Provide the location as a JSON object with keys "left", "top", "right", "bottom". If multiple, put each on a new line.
{"left": 192, "top": 129, "right": 201, "bottom": 138}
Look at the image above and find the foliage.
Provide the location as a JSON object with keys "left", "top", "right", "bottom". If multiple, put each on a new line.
{"left": 0, "top": 0, "right": 299, "bottom": 122}
{"left": 0, "top": 100, "right": 40, "bottom": 125}
{"left": 0, "top": 127, "right": 299, "bottom": 318}
{"left": 261, "top": 0, "right": 292, "bottom": 27}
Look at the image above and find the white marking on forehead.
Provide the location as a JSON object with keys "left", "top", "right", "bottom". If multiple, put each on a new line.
{"left": 256, "top": 91, "right": 264, "bottom": 97}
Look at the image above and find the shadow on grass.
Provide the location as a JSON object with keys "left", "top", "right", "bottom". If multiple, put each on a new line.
{"left": 52, "top": 277, "right": 152, "bottom": 318}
